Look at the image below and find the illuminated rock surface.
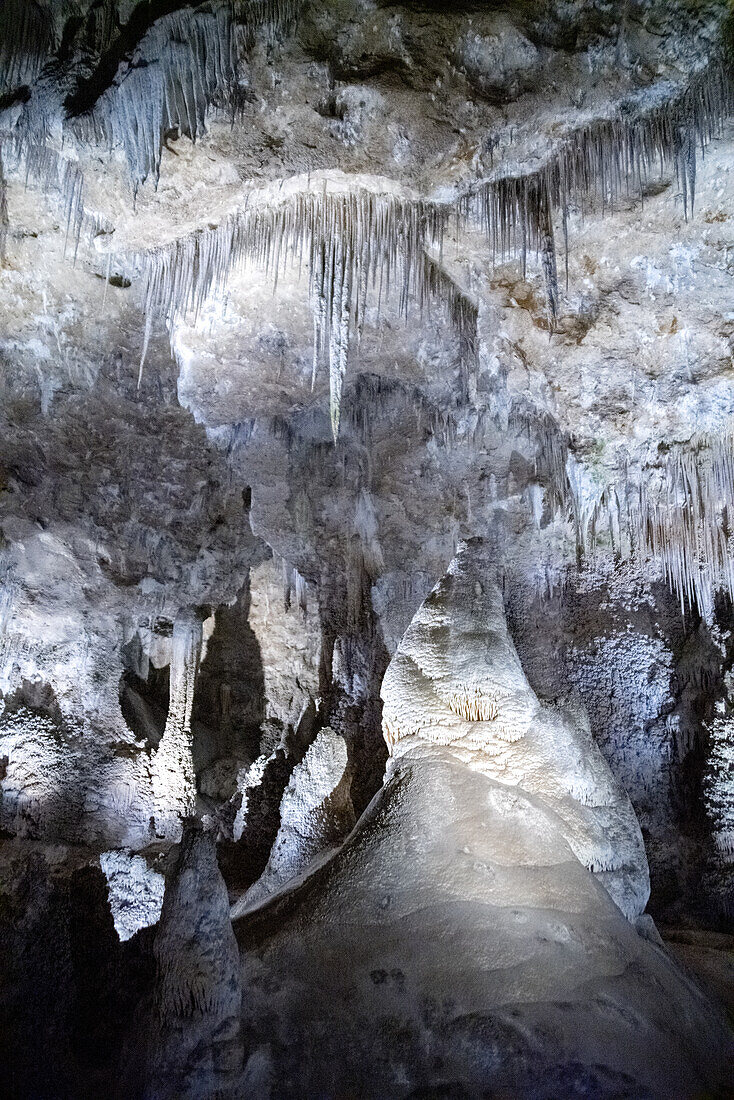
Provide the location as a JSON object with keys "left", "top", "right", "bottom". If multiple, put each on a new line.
{"left": 0, "top": 1, "right": 733, "bottom": 1096}
{"left": 236, "top": 741, "right": 732, "bottom": 1099}
{"left": 381, "top": 538, "right": 651, "bottom": 922}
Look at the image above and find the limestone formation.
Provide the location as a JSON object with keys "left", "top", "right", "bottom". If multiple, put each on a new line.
{"left": 382, "top": 538, "right": 650, "bottom": 921}
{"left": 99, "top": 849, "right": 165, "bottom": 942}
{"left": 235, "top": 739, "right": 732, "bottom": 1098}
{"left": 147, "top": 820, "right": 243, "bottom": 1100}
{"left": 151, "top": 611, "right": 204, "bottom": 841}
{"left": 0, "top": 0, "right": 733, "bottom": 1095}
{"left": 237, "top": 726, "right": 354, "bottom": 911}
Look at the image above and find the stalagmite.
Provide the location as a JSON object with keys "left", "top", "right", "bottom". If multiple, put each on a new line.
{"left": 381, "top": 537, "right": 650, "bottom": 921}
{"left": 147, "top": 820, "right": 243, "bottom": 1099}
{"left": 234, "top": 544, "right": 733, "bottom": 1097}
{"left": 151, "top": 611, "right": 204, "bottom": 841}
{"left": 237, "top": 727, "right": 354, "bottom": 911}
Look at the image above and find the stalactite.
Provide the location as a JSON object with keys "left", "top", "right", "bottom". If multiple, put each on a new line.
{"left": 82, "top": 0, "right": 121, "bottom": 58}
{"left": 1, "top": 110, "right": 108, "bottom": 263}
{"left": 0, "top": 0, "right": 56, "bottom": 95}
{"left": 0, "top": 0, "right": 305, "bottom": 259}
{"left": 126, "top": 179, "right": 447, "bottom": 437}
{"left": 447, "top": 690, "right": 500, "bottom": 723}
{"left": 71, "top": 0, "right": 305, "bottom": 193}
{"left": 515, "top": 400, "right": 734, "bottom": 613}
{"left": 280, "top": 556, "right": 308, "bottom": 615}
{"left": 537, "top": 185, "right": 559, "bottom": 330}
{"left": 233, "top": 0, "right": 304, "bottom": 47}
{"left": 341, "top": 371, "right": 457, "bottom": 451}
{"left": 421, "top": 251, "right": 479, "bottom": 366}
{"left": 510, "top": 402, "right": 571, "bottom": 514}
{"left": 555, "top": 429, "right": 734, "bottom": 614}
{"left": 464, "top": 57, "right": 734, "bottom": 320}
{"left": 81, "top": 5, "right": 236, "bottom": 194}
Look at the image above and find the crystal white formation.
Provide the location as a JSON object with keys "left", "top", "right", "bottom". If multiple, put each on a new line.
{"left": 238, "top": 726, "right": 354, "bottom": 910}
{"left": 237, "top": 727, "right": 732, "bottom": 1097}
{"left": 705, "top": 712, "right": 734, "bottom": 862}
{"left": 99, "top": 849, "right": 165, "bottom": 941}
{"left": 126, "top": 173, "right": 447, "bottom": 439}
{"left": 381, "top": 537, "right": 650, "bottom": 920}
{"left": 151, "top": 611, "right": 204, "bottom": 841}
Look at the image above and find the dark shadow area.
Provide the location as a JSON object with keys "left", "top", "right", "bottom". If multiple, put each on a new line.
{"left": 0, "top": 852, "right": 155, "bottom": 1100}
{"left": 507, "top": 574, "right": 734, "bottom": 931}
{"left": 193, "top": 577, "right": 265, "bottom": 770}
{"left": 64, "top": 1, "right": 194, "bottom": 118}
{"left": 1, "top": 678, "right": 63, "bottom": 725}
{"left": 319, "top": 556, "right": 390, "bottom": 817}
{"left": 217, "top": 747, "right": 293, "bottom": 893}
{"left": 119, "top": 631, "right": 171, "bottom": 750}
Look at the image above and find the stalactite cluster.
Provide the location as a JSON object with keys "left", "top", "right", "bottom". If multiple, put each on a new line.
{"left": 463, "top": 58, "right": 734, "bottom": 325}
{"left": 88, "top": 0, "right": 299, "bottom": 183}
{"left": 0, "top": 0, "right": 304, "bottom": 255}
{"left": 563, "top": 430, "right": 734, "bottom": 614}
{"left": 1, "top": 6, "right": 729, "bottom": 433}
{"left": 74, "top": 5, "right": 237, "bottom": 193}
{"left": 0, "top": 0, "right": 56, "bottom": 96}
{"left": 130, "top": 179, "right": 447, "bottom": 437}
{"left": 0, "top": 2, "right": 733, "bottom": 615}
{"left": 3, "top": 5, "right": 734, "bottom": 1096}
{"left": 447, "top": 689, "right": 501, "bottom": 723}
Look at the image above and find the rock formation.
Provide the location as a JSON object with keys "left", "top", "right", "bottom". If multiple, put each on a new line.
{"left": 0, "top": 0, "right": 733, "bottom": 1095}
{"left": 236, "top": 709, "right": 732, "bottom": 1097}
{"left": 151, "top": 610, "right": 204, "bottom": 840}
{"left": 145, "top": 820, "right": 243, "bottom": 1100}
{"left": 382, "top": 538, "right": 650, "bottom": 922}
{"left": 236, "top": 725, "right": 354, "bottom": 911}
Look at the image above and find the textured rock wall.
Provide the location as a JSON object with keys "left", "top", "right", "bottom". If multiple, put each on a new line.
{"left": 0, "top": 0, "right": 733, "bottom": 1094}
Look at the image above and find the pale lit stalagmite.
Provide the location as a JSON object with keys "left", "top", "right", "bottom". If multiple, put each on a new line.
{"left": 151, "top": 611, "right": 204, "bottom": 841}
{"left": 232, "top": 546, "right": 733, "bottom": 1098}
{"left": 381, "top": 537, "right": 650, "bottom": 921}
{"left": 235, "top": 726, "right": 355, "bottom": 912}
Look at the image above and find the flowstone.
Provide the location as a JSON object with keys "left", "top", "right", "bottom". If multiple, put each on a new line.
{"left": 235, "top": 723, "right": 731, "bottom": 1097}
